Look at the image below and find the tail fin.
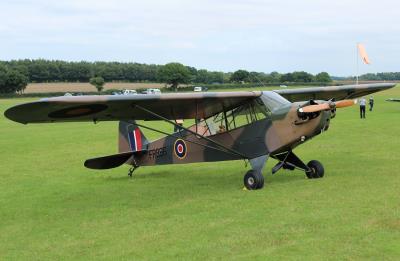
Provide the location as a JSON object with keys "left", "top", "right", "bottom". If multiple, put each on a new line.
{"left": 118, "top": 120, "right": 149, "bottom": 153}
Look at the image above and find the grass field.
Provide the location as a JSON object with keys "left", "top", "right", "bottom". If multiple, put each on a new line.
{"left": 1, "top": 86, "right": 400, "bottom": 260}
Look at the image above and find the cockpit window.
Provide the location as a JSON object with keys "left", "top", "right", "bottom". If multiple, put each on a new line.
{"left": 196, "top": 97, "right": 270, "bottom": 136}
{"left": 261, "top": 91, "right": 290, "bottom": 111}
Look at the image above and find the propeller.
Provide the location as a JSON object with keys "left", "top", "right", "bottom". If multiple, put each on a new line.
{"left": 299, "top": 99, "right": 356, "bottom": 113}
{"left": 335, "top": 99, "right": 357, "bottom": 108}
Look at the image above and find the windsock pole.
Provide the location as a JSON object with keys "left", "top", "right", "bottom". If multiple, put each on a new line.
{"left": 356, "top": 43, "right": 359, "bottom": 85}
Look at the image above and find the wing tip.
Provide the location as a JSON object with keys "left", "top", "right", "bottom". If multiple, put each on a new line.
{"left": 4, "top": 106, "right": 27, "bottom": 124}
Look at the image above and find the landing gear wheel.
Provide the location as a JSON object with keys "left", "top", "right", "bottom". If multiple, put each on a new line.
{"left": 306, "top": 160, "right": 324, "bottom": 179}
{"left": 244, "top": 170, "right": 264, "bottom": 190}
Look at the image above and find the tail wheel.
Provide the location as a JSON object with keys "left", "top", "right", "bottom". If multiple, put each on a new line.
{"left": 244, "top": 170, "right": 264, "bottom": 190}
{"left": 306, "top": 160, "right": 324, "bottom": 179}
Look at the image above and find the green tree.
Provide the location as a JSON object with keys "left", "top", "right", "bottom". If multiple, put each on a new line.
{"left": 186, "top": 66, "right": 198, "bottom": 82}
{"left": 280, "top": 73, "right": 293, "bottom": 82}
{"left": 248, "top": 72, "right": 271, "bottom": 84}
{"left": 291, "top": 71, "right": 314, "bottom": 82}
{"left": 195, "top": 69, "right": 210, "bottom": 83}
{"left": 0, "top": 65, "right": 28, "bottom": 94}
{"left": 281, "top": 71, "right": 314, "bottom": 83}
{"left": 223, "top": 72, "right": 232, "bottom": 83}
{"left": 89, "top": 76, "right": 105, "bottom": 92}
{"left": 7, "top": 70, "right": 28, "bottom": 93}
{"left": 269, "top": 71, "right": 281, "bottom": 83}
{"left": 230, "top": 70, "right": 250, "bottom": 83}
{"left": 157, "top": 63, "right": 190, "bottom": 91}
{"left": 209, "top": 71, "right": 224, "bottom": 83}
{"left": 0, "top": 64, "right": 8, "bottom": 93}
{"left": 315, "top": 72, "right": 332, "bottom": 83}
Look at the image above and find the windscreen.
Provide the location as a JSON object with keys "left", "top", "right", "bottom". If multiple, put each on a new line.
{"left": 261, "top": 91, "right": 291, "bottom": 111}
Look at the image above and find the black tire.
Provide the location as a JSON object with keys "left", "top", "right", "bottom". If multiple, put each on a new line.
{"left": 244, "top": 170, "right": 264, "bottom": 190}
{"left": 306, "top": 160, "right": 324, "bottom": 179}
{"left": 256, "top": 171, "right": 264, "bottom": 189}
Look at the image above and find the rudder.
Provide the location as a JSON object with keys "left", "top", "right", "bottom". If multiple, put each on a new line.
{"left": 119, "top": 120, "right": 149, "bottom": 153}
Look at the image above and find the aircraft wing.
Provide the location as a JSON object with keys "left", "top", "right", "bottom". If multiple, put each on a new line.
{"left": 274, "top": 83, "right": 396, "bottom": 102}
{"left": 5, "top": 91, "right": 262, "bottom": 124}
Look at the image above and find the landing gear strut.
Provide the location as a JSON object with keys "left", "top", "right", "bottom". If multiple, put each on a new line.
{"left": 128, "top": 165, "right": 139, "bottom": 178}
{"left": 271, "top": 150, "right": 325, "bottom": 179}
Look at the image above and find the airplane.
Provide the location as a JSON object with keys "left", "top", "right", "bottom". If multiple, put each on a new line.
{"left": 4, "top": 83, "right": 395, "bottom": 190}
{"left": 386, "top": 98, "right": 400, "bottom": 102}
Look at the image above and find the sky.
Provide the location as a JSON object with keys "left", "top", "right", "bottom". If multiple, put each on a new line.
{"left": 1, "top": 0, "right": 399, "bottom": 76}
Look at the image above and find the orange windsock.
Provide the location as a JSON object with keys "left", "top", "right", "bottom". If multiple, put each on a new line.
{"left": 357, "top": 43, "right": 371, "bottom": 64}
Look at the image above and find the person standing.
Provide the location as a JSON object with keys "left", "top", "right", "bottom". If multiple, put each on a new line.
{"left": 359, "top": 97, "right": 366, "bottom": 119}
{"left": 174, "top": 119, "right": 184, "bottom": 132}
{"left": 369, "top": 96, "right": 374, "bottom": 111}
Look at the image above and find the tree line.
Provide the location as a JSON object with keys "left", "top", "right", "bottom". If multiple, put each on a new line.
{"left": 0, "top": 59, "right": 334, "bottom": 93}
{"left": 359, "top": 72, "right": 400, "bottom": 81}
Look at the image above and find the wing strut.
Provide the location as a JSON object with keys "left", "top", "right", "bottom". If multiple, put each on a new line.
{"left": 133, "top": 122, "right": 243, "bottom": 157}
{"left": 134, "top": 105, "right": 248, "bottom": 159}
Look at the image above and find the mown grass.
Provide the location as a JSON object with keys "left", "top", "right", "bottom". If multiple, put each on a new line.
{"left": 0, "top": 86, "right": 399, "bottom": 260}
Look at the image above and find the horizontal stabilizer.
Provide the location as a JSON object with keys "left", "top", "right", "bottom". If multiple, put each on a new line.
{"left": 84, "top": 151, "right": 144, "bottom": 170}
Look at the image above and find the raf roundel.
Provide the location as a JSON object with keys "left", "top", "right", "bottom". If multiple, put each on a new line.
{"left": 174, "top": 139, "right": 187, "bottom": 159}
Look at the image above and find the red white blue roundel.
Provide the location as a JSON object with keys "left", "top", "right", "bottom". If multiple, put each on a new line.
{"left": 174, "top": 139, "right": 187, "bottom": 159}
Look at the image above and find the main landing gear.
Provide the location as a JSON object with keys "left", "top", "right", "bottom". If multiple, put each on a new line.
{"left": 244, "top": 155, "right": 268, "bottom": 190}
{"left": 243, "top": 151, "right": 325, "bottom": 190}
{"left": 243, "top": 170, "right": 264, "bottom": 190}
{"left": 271, "top": 150, "right": 324, "bottom": 179}
{"left": 305, "top": 160, "right": 324, "bottom": 179}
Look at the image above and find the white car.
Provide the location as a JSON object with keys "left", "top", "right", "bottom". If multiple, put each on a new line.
{"left": 143, "top": 88, "right": 161, "bottom": 94}
{"left": 123, "top": 89, "right": 137, "bottom": 95}
{"left": 193, "top": 86, "right": 208, "bottom": 92}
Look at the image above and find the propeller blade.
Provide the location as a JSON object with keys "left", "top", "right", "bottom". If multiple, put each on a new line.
{"left": 299, "top": 99, "right": 356, "bottom": 114}
{"left": 299, "top": 103, "right": 331, "bottom": 113}
{"left": 335, "top": 99, "right": 356, "bottom": 108}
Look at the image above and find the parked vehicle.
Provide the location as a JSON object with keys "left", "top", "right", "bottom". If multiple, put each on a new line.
{"left": 193, "top": 86, "right": 208, "bottom": 92}
{"left": 65, "top": 92, "right": 85, "bottom": 96}
{"left": 142, "top": 88, "right": 161, "bottom": 94}
{"left": 123, "top": 89, "right": 137, "bottom": 95}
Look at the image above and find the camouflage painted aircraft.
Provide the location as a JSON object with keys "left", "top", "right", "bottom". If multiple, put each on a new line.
{"left": 386, "top": 98, "right": 400, "bottom": 102}
{"left": 4, "top": 83, "right": 395, "bottom": 190}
